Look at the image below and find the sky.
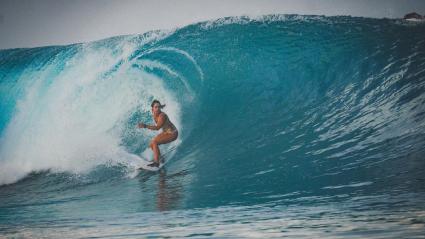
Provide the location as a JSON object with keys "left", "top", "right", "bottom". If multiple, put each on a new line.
{"left": 0, "top": 0, "right": 425, "bottom": 49}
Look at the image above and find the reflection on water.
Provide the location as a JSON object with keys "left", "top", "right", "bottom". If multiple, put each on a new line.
{"left": 138, "top": 169, "right": 187, "bottom": 211}
{"left": 156, "top": 169, "right": 185, "bottom": 211}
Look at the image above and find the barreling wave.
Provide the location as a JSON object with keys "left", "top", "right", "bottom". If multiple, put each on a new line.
{"left": 0, "top": 15, "right": 424, "bottom": 209}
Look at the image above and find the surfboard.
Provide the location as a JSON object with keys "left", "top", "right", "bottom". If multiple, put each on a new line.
{"left": 138, "top": 156, "right": 168, "bottom": 172}
{"left": 137, "top": 146, "right": 177, "bottom": 171}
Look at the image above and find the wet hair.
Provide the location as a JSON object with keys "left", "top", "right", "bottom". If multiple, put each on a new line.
{"left": 151, "top": 99, "right": 165, "bottom": 109}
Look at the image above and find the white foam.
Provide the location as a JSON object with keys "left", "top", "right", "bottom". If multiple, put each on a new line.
{"left": 136, "top": 59, "right": 195, "bottom": 96}
{"left": 140, "top": 46, "right": 204, "bottom": 81}
{"left": 199, "top": 14, "right": 328, "bottom": 30}
{"left": 0, "top": 36, "right": 192, "bottom": 185}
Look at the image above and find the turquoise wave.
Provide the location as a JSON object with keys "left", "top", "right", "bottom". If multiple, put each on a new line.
{"left": 0, "top": 15, "right": 425, "bottom": 238}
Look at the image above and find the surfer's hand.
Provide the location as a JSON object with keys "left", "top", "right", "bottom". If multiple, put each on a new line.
{"left": 138, "top": 123, "right": 145, "bottom": 128}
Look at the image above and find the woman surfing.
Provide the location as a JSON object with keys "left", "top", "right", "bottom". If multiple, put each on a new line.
{"left": 138, "top": 100, "right": 178, "bottom": 167}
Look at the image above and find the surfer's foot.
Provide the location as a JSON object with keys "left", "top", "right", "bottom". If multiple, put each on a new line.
{"left": 148, "top": 161, "right": 160, "bottom": 167}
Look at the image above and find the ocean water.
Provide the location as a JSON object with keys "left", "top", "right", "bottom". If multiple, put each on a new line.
{"left": 1, "top": 15, "right": 425, "bottom": 238}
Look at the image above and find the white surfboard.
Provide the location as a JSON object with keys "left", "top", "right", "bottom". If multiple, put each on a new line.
{"left": 137, "top": 145, "right": 177, "bottom": 171}
{"left": 138, "top": 156, "right": 169, "bottom": 172}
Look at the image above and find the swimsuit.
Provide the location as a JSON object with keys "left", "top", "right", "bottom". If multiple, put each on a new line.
{"left": 157, "top": 113, "right": 178, "bottom": 134}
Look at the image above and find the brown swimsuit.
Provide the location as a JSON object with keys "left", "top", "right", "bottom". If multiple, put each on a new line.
{"left": 155, "top": 113, "right": 177, "bottom": 134}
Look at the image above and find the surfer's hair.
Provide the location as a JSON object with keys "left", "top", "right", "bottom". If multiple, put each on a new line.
{"left": 151, "top": 100, "right": 165, "bottom": 109}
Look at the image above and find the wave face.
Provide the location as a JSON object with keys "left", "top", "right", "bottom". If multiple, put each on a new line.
{"left": 1, "top": 15, "right": 425, "bottom": 238}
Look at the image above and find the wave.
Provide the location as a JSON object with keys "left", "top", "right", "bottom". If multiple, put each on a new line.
{"left": 0, "top": 15, "right": 424, "bottom": 207}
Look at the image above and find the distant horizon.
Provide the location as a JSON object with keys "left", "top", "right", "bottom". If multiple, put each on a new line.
{"left": 1, "top": 0, "right": 425, "bottom": 50}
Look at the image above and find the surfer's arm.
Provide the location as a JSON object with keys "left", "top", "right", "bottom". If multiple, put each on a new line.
{"left": 141, "top": 114, "right": 165, "bottom": 131}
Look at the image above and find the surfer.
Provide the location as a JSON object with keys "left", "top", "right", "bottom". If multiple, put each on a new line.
{"left": 138, "top": 100, "right": 178, "bottom": 167}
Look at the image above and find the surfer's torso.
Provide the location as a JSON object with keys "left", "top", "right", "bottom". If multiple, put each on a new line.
{"left": 154, "top": 112, "right": 177, "bottom": 133}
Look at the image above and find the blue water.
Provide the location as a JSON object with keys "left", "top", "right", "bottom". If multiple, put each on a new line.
{"left": 1, "top": 15, "right": 425, "bottom": 238}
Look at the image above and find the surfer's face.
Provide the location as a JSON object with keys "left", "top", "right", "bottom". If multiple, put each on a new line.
{"left": 152, "top": 103, "right": 161, "bottom": 114}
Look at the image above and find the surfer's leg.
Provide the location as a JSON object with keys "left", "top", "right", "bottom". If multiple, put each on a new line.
{"left": 149, "top": 140, "right": 161, "bottom": 164}
{"left": 150, "top": 131, "right": 178, "bottom": 163}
